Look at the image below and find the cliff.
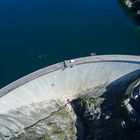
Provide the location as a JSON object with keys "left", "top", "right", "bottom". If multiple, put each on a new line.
{"left": 123, "top": 0, "right": 140, "bottom": 15}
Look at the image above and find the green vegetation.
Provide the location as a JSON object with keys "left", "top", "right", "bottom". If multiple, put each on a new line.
{"left": 58, "top": 131, "right": 65, "bottom": 139}
{"left": 44, "top": 133, "right": 52, "bottom": 140}
{"left": 51, "top": 124, "right": 65, "bottom": 139}
{"left": 45, "top": 106, "right": 76, "bottom": 139}
{"left": 81, "top": 98, "right": 96, "bottom": 106}
{"left": 53, "top": 107, "right": 70, "bottom": 119}
{"left": 52, "top": 124, "right": 60, "bottom": 133}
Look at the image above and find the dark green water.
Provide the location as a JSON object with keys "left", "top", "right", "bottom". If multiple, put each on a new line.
{"left": 0, "top": 0, "right": 140, "bottom": 88}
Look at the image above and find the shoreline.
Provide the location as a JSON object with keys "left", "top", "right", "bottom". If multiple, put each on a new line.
{"left": 122, "top": 0, "right": 140, "bottom": 16}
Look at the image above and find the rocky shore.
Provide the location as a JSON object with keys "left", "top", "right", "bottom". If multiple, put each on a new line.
{"left": 123, "top": 0, "right": 140, "bottom": 15}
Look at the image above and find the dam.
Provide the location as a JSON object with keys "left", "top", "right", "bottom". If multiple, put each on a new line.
{"left": 0, "top": 55, "right": 140, "bottom": 139}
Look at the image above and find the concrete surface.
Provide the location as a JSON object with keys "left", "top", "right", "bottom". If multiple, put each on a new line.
{"left": 0, "top": 55, "right": 140, "bottom": 139}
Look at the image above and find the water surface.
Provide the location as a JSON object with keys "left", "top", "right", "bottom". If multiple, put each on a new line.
{"left": 0, "top": 0, "right": 140, "bottom": 88}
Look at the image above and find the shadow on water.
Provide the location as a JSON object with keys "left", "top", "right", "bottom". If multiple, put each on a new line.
{"left": 71, "top": 69, "right": 140, "bottom": 140}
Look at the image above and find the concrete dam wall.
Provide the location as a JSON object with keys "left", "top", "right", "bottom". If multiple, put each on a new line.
{"left": 0, "top": 55, "right": 140, "bottom": 139}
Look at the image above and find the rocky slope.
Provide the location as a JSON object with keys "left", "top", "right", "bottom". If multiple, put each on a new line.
{"left": 123, "top": 0, "right": 140, "bottom": 15}
{"left": 13, "top": 104, "right": 77, "bottom": 140}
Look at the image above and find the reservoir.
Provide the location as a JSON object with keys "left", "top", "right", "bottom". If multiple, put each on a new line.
{"left": 0, "top": 0, "right": 140, "bottom": 88}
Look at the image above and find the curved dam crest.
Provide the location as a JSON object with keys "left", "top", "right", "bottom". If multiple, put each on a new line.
{"left": 0, "top": 55, "right": 140, "bottom": 139}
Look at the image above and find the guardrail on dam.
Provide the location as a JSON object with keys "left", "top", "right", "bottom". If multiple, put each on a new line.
{"left": 0, "top": 55, "right": 140, "bottom": 139}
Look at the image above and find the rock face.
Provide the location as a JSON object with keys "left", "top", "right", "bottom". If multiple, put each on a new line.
{"left": 123, "top": 0, "right": 140, "bottom": 15}
{"left": 14, "top": 104, "right": 77, "bottom": 140}
{"left": 71, "top": 97, "right": 132, "bottom": 140}
{"left": 124, "top": 79, "right": 140, "bottom": 123}
{"left": 71, "top": 79, "right": 140, "bottom": 140}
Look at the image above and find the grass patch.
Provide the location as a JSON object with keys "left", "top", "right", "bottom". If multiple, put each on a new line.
{"left": 58, "top": 131, "right": 65, "bottom": 139}
{"left": 44, "top": 133, "right": 52, "bottom": 140}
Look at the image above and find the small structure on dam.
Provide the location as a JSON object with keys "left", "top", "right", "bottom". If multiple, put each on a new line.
{"left": 0, "top": 55, "right": 140, "bottom": 140}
